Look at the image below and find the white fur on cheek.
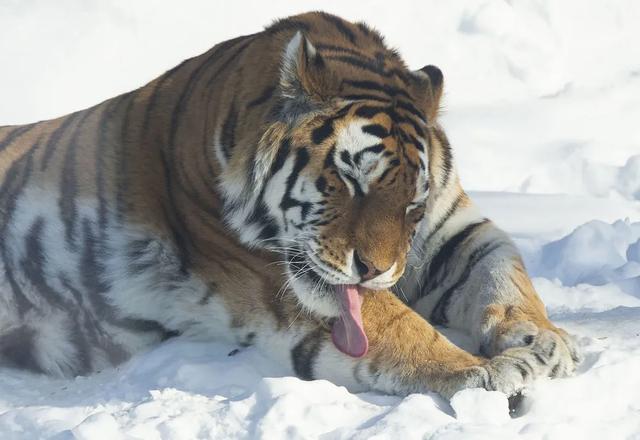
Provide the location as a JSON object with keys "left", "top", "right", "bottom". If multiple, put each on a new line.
{"left": 288, "top": 269, "right": 340, "bottom": 318}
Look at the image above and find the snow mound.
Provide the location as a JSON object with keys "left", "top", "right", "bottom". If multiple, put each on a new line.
{"left": 519, "top": 154, "right": 640, "bottom": 201}
{"left": 527, "top": 219, "right": 640, "bottom": 294}
{"left": 449, "top": 389, "right": 510, "bottom": 425}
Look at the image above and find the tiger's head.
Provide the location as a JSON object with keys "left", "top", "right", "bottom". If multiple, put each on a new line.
{"left": 224, "top": 25, "right": 443, "bottom": 357}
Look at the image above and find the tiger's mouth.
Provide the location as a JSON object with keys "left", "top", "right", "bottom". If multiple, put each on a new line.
{"left": 287, "top": 252, "right": 370, "bottom": 358}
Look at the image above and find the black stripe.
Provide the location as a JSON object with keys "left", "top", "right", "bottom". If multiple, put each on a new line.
{"left": 342, "top": 79, "right": 412, "bottom": 100}
{"left": 426, "top": 192, "right": 465, "bottom": 242}
{"left": 220, "top": 101, "right": 238, "bottom": 160}
{"left": 315, "top": 43, "right": 368, "bottom": 59}
{"left": 80, "top": 218, "right": 112, "bottom": 298}
{"left": 245, "top": 163, "right": 280, "bottom": 237}
{"left": 342, "top": 93, "right": 391, "bottom": 103}
{"left": 390, "top": 68, "right": 412, "bottom": 86}
{"left": 97, "top": 100, "right": 115, "bottom": 231}
{"left": 361, "top": 124, "right": 389, "bottom": 139}
{"left": 280, "top": 148, "right": 312, "bottom": 225}
{"left": 21, "top": 217, "right": 70, "bottom": 310}
{"left": 323, "top": 144, "right": 336, "bottom": 169}
{"left": 0, "top": 124, "right": 36, "bottom": 152}
{"left": 325, "top": 54, "right": 386, "bottom": 77}
{"left": 514, "top": 362, "right": 529, "bottom": 380}
{"left": 426, "top": 220, "right": 490, "bottom": 283}
{"left": 110, "top": 93, "right": 137, "bottom": 226}
{"left": 397, "top": 114, "right": 426, "bottom": 138}
{"left": 258, "top": 222, "right": 280, "bottom": 241}
{"left": 291, "top": 327, "right": 327, "bottom": 380}
{"left": 158, "top": 150, "right": 195, "bottom": 271}
{"left": 199, "top": 108, "right": 222, "bottom": 196}
{"left": 315, "top": 175, "right": 327, "bottom": 194}
{"left": 534, "top": 352, "right": 548, "bottom": 365}
{"left": 377, "top": 161, "right": 398, "bottom": 183}
{"left": 326, "top": 54, "right": 411, "bottom": 85}
{"left": 0, "top": 149, "right": 37, "bottom": 316}
{"left": 312, "top": 118, "right": 335, "bottom": 145}
{"left": 395, "top": 100, "right": 426, "bottom": 123}
{"left": 247, "top": 86, "right": 276, "bottom": 108}
{"left": 343, "top": 173, "right": 365, "bottom": 197}
{"left": 126, "top": 239, "right": 160, "bottom": 275}
{"left": 319, "top": 12, "right": 356, "bottom": 44}
{"left": 40, "top": 112, "right": 82, "bottom": 171}
{"left": 428, "top": 240, "right": 502, "bottom": 322}
{"left": 269, "top": 138, "right": 291, "bottom": 176}
{"left": 356, "top": 22, "right": 385, "bottom": 45}
{"left": 0, "top": 126, "right": 20, "bottom": 148}
{"left": 246, "top": 197, "right": 278, "bottom": 232}
{"left": 266, "top": 18, "right": 311, "bottom": 35}
{"left": 433, "top": 129, "right": 453, "bottom": 187}
{"left": 59, "top": 106, "right": 100, "bottom": 250}
{"left": 406, "top": 133, "right": 425, "bottom": 152}
{"left": 354, "top": 105, "right": 387, "bottom": 119}
{"left": 141, "top": 61, "right": 185, "bottom": 134}
{"left": 356, "top": 22, "right": 372, "bottom": 37}
{"left": 204, "top": 35, "right": 256, "bottom": 88}
{"left": 67, "top": 275, "right": 130, "bottom": 368}
{"left": 548, "top": 341, "right": 557, "bottom": 359}
{"left": 340, "top": 150, "right": 352, "bottom": 166}
{"left": 353, "top": 143, "right": 385, "bottom": 166}
{"left": 361, "top": 143, "right": 386, "bottom": 155}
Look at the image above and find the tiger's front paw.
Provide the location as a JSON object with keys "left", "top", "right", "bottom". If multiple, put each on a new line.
{"left": 486, "top": 320, "right": 583, "bottom": 379}
{"left": 478, "top": 328, "right": 568, "bottom": 396}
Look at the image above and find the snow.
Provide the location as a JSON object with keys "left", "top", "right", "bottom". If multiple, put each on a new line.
{"left": 449, "top": 389, "right": 510, "bottom": 425}
{"left": 1, "top": 0, "right": 640, "bottom": 438}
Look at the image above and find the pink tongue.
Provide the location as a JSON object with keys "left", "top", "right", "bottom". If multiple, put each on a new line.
{"left": 331, "top": 285, "right": 368, "bottom": 358}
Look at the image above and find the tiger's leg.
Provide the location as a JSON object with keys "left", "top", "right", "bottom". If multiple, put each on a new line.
{"left": 277, "top": 289, "right": 557, "bottom": 399}
{"left": 401, "top": 196, "right": 582, "bottom": 382}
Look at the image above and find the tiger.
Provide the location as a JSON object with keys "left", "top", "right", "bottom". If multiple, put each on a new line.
{"left": 0, "top": 11, "right": 581, "bottom": 400}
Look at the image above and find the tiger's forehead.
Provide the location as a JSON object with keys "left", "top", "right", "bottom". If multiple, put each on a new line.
{"left": 323, "top": 114, "right": 428, "bottom": 200}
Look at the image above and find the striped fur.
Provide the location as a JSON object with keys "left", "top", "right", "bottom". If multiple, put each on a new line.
{"left": 0, "top": 12, "right": 580, "bottom": 399}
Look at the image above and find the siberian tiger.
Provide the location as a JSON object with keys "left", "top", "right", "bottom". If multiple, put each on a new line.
{"left": 0, "top": 12, "right": 581, "bottom": 399}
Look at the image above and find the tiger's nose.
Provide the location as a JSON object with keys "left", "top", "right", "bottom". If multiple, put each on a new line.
{"left": 353, "top": 251, "right": 384, "bottom": 282}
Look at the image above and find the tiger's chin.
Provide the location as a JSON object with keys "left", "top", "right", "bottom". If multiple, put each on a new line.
{"left": 288, "top": 266, "right": 344, "bottom": 318}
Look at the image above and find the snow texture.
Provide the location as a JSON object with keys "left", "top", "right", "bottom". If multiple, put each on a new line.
{"left": 1, "top": 0, "right": 640, "bottom": 438}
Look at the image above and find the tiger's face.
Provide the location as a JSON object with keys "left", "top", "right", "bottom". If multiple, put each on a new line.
{"left": 271, "top": 104, "right": 429, "bottom": 317}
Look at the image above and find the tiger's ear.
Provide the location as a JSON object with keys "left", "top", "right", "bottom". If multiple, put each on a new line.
{"left": 279, "top": 32, "right": 336, "bottom": 114}
{"left": 411, "top": 65, "right": 444, "bottom": 123}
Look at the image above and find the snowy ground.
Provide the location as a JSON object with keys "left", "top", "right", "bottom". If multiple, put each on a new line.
{"left": 1, "top": 1, "right": 640, "bottom": 439}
